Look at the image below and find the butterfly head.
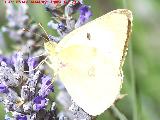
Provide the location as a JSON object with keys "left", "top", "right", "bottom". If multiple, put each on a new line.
{"left": 44, "top": 41, "right": 57, "bottom": 57}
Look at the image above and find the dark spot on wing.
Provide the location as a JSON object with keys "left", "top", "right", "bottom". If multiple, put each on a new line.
{"left": 87, "top": 33, "right": 91, "bottom": 40}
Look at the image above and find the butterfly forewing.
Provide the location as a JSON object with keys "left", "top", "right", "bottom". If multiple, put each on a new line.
{"left": 45, "top": 9, "right": 133, "bottom": 116}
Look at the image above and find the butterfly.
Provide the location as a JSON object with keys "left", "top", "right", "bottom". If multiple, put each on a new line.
{"left": 44, "top": 9, "right": 133, "bottom": 116}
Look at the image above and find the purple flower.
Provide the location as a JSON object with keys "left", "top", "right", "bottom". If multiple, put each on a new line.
{"left": 58, "top": 23, "right": 66, "bottom": 31}
{"left": 0, "top": 55, "right": 11, "bottom": 65}
{"left": 33, "top": 96, "right": 48, "bottom": 111}
{"left": 75, "top": 5, "right": 92, "bottom": 28}
{"left": 21, "top": 85, "right": 31, "bottom": 100}
{"left": 11, "top": 52, "right": 24, "bottom": 73}
{"left": 48, "top": 35, "right": 60, "bottom": 43}
{"left": 0, "top": 83, "right": 9, "bottom": 93}
{"left": 80, "top": 6, "right": 92, "bottom": 19}
{"left": 27, "top": 57, "right": 37, "bottom": 70}
{"left": 6, "top": 4, "right": 29, "bottom": 28}
{"left": 16, "top": 114, "right": 27, "bottom": 120}
{"left": 0, "top": 64, "right": 19, "bottom": 86}
{"left": 38, "top": 75, "right": 54, "bottom": 97}
{"left": 48, "top": 21, "right": 68, "bottom": 36}
{"left": 27, "top": 57, "right": 38, "bottom": 75}
{"left": 79, "top": 5, "right": 92, "bottom": 21}
{"left": 0, "top": 55, "right": 7, "bottom": 63}
{"left": 21, "top": 70, "right": 40, "bottom": 100}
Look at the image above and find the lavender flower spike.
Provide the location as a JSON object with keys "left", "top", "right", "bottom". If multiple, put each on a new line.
{"left": 0, "top": 83, "right": 9, "bottom": 94}
{"left": 16, "top": 114, "right": 27, "bottom": 120}
{"left": 75, "top": 5, "right": 92, "bottom": 28}
{"left": 33, "top": 96, "right": 48, "bottom": 111}
{"left": 38, "top": 75, "right": 54, "bottom": 97}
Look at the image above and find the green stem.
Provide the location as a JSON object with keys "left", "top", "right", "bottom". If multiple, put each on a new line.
{"left": 122, "top": 0, "right": 138, "bottom": 120}
{"left": 111, "top": 105, "right": 128, "bottom": 120}
{"left": 129, "top": 44, "right": 138, "bottom": 120}
{"left": 122, "top": 0, "right": 127, "bottom": 8}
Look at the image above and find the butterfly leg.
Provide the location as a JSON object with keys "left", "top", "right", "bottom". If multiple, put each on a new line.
{"left": 44, "top": 59, "right": 58, "bottom": 79}
{"left": 24, "top": 57, "right": 48, "bottom": 73}
{"left": 44, "top": 59, "right": 53, "bottom": 69}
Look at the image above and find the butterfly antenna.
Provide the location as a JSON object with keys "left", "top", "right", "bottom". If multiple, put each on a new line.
{"left": 38, "top": 23, "right": 57, "bottom": 48}
{"left": 31, "top": 53, "right": 47, "bottom": 59}
{"left": 24, "top": 57, "right": 48, "bottom": 73}
{"left": 38, "top": 23, "right": 50, "bottom": 42}
{"left": 23, "top": 28, "right": 49, "bottom": 42}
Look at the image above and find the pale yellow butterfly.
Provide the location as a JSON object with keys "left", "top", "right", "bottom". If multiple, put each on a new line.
{"left": 44, "top": 9, "right": 133, "bottom": 116}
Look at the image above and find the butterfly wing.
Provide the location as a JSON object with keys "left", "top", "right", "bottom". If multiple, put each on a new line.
{"left": 45, "top": 9, "right": 133, "bottom": 115}
{"left": 56, "top": 45, "right": 122, "bottom": 116}
{"left": 56, "top": 9, "right": 132, "bottom": 69}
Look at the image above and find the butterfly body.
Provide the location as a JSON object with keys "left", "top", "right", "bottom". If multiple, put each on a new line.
{"left": 44, "top": 9, "right": 133, "bottom": 116}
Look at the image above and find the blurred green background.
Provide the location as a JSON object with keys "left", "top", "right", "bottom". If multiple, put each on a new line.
{"left": 0, "top": 0, "right": 160, "bottom": 120}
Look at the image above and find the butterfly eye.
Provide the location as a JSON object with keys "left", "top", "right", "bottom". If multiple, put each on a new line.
{"left": 87, "top": 33, "right": 91, "bottom": 40}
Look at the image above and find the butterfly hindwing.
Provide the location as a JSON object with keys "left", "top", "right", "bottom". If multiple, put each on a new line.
{"left": 56, "top": 45, "right": 121, "bottom": 115}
